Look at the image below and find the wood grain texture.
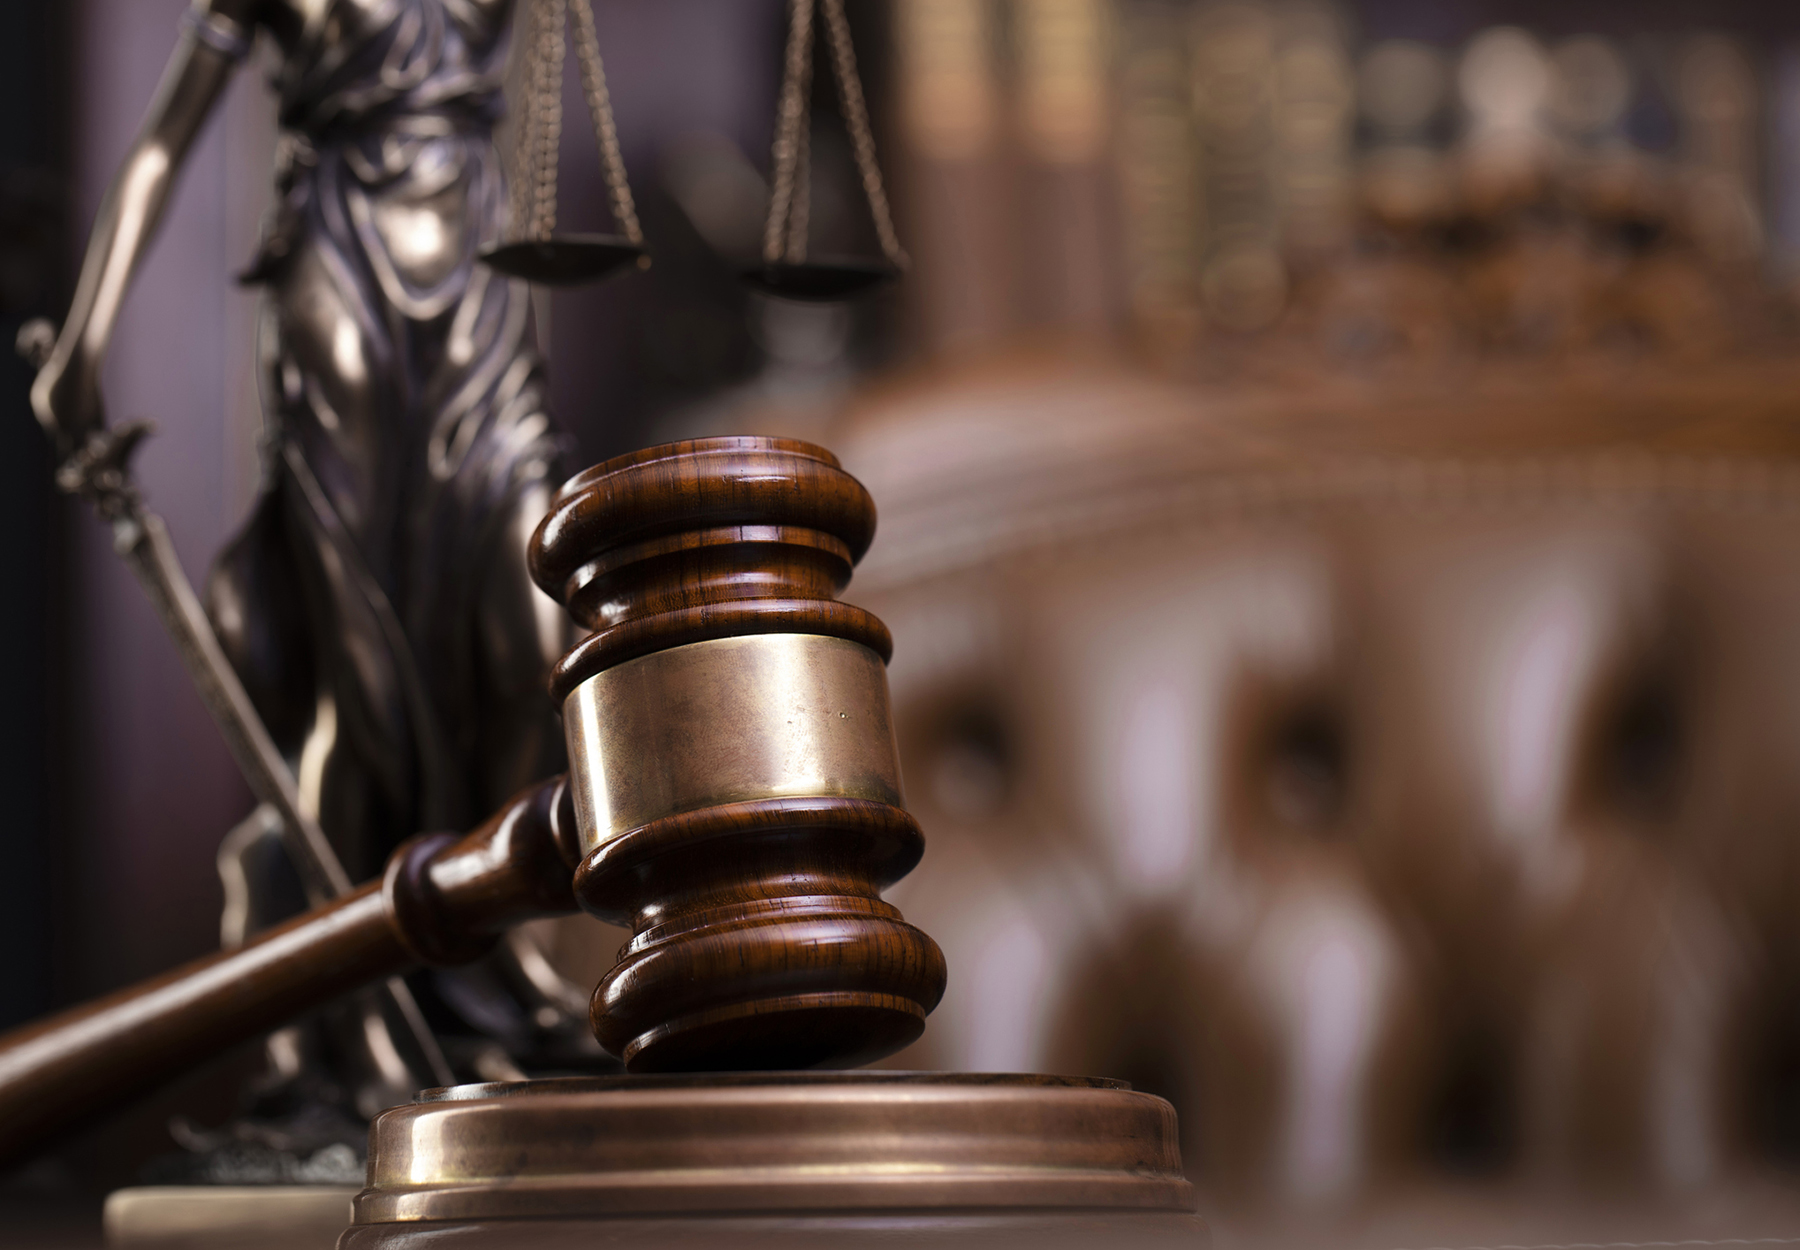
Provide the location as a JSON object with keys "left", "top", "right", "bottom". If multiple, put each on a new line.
{"left": 578, "top": 797, "right": 944, "bottom": 1070}
{"left": 0, "top": 775, "right": 581, "bottom": 1169}
{"left": 533, "top": 437, "right": 892, "bottom": 700}
{"left": 532, "top": 437, "right": 947, "bottom": 1072}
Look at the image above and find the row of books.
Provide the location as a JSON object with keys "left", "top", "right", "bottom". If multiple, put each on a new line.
{"left": 891, "top": 1, "right": 1778, "bottom": 353}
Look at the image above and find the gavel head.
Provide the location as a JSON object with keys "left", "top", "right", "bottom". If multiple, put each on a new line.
{"left": 529, "top": 437, "right": 947, "bottom": 1073}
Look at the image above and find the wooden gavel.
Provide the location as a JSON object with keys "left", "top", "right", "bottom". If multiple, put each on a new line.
{"left": 0, "top": 437, "right": 947, "bottom": 1168}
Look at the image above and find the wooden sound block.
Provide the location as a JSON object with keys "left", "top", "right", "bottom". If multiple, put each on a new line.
{"left": 341, "top": 1073, "right": 1203, "bottom": 1249}
{"left": 530, "top": 437, "right": 947, "bottom": 1072}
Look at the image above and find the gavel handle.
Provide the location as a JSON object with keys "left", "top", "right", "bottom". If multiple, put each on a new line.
{"left": 0, "top": 775, "right": 583, "bottom": 1170}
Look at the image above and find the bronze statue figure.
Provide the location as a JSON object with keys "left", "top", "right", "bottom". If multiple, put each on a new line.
{"left": 30, "top": 0, "right": 586, "bottom": 1147}
{"left": 36, "top": 0, "right": 567, "bottom": 919}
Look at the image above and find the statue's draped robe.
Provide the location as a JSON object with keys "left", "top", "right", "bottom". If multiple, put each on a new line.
{"left": 210, "top": 0, "right": 568, "bottom": 882}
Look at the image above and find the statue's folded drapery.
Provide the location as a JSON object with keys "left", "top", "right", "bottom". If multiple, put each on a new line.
{"left": 210, "top": 0, "right": 570, "bottom": 882}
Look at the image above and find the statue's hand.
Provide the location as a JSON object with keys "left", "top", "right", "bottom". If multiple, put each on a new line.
{"left": 23, "top": 324, "right": 105, "bottom": 460}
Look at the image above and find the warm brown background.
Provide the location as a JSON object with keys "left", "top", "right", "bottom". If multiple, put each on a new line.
{"left": 5, "top": 0, "right": 1800, "bottom": 1244}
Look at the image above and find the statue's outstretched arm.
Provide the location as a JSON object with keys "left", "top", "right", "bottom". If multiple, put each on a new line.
{"left": 30, "top": 3, "right": 256, "bottom": 459}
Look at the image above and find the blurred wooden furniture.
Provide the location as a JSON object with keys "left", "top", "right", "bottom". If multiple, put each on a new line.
{"left": 831, "top": 350, "right": 1800, "bottom": 1225}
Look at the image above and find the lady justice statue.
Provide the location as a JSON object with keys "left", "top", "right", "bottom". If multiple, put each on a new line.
{"left": 29, "top": 0, "right": 588, "bottom": 1146}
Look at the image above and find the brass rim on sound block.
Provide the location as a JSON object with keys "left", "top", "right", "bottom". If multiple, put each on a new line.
{"left": 353, "top": 1073, "right": 1195, "bottom": 1224}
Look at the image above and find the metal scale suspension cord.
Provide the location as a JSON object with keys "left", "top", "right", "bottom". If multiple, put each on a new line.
{"left": 484, "top": 0, "right": 647, "bottom": 285}
{"left": 748, "top": 0, "right": 909, "bottom": 301}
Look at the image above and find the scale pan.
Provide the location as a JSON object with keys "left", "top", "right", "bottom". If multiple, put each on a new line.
{"left": 741, "top": 258, "right": 900, "bottom": 302}
{"left": 480, "top": 235, "right": 648, "bottom": 286}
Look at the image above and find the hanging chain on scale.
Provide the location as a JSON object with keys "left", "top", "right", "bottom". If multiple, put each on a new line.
{"left": 748, "top": 0, "right": 910, "bottom": 301}
{"left": 482, "top": 0, "right": 649, "bottom": 285}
